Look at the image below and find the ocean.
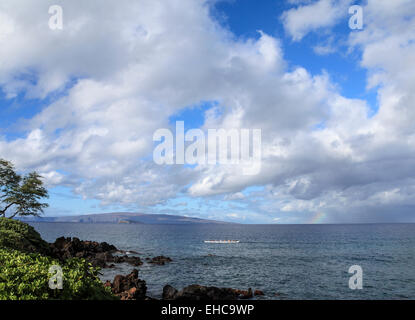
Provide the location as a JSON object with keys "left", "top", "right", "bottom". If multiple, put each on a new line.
{"left": 30, "top": 223, "right": 415, "bottom": 300}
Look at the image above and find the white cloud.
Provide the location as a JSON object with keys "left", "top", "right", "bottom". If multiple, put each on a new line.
{"left": 225, "top": 192, "right": 245, "bottom": 200}
{"left": 281, "top": 0, "right": 352, "bottom": 41}
{"left": 313, "top": 43, "right": 336, "bottom": 55}
{"left": 0, "top": 0, "right": 414, "bottom": 222}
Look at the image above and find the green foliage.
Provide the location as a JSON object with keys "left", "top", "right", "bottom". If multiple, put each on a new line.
{"left": 0, "top": 219, "right": 117, "bottom": 300}
{"left": 0, "top": 217, "right": 51, "bottom": 255}
{"left": 0, "top": 248, "right": 117, "bottom": 300}
{"left": 0, "top": 159, "right": 49, "bottom": 218}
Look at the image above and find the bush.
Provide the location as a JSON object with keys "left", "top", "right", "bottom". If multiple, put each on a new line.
{"left": 0, "top": 218, "right": 50, "bottom": 255}
{"left": 0, "top": 218, "right": 117, "bottom": 300}
{"left": 0, "top": 248, "right": 117, "bottom": 300}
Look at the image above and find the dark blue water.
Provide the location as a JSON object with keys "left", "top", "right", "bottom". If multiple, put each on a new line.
{"left": 30, "top": 223, "right": 415, "bottom": 299}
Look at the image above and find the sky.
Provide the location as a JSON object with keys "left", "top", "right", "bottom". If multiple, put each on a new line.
{"left": 1, "top": 0, "right": 415, "bottom": 224}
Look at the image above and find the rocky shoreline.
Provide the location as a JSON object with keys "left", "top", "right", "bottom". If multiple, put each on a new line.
{"left": 50, "top": 236, "right": 143, "bottom": 268}
{"left": 50, "top": 236, "right": 264, "bottom": 300}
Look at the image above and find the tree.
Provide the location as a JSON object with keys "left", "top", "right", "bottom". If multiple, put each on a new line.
{"left": 0, "top": 159, "right": 49, "bottom": 219}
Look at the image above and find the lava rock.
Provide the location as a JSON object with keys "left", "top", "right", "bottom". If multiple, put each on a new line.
{"left": 162, "top": 285, "right": 179, "bottom": 300}
{"left": 113, "top": 255, "right": 143, "bottom": 266}
{"left": 254, "top": 289, "right": 264, "bottom": 296}
{"left": 161, "top": 284, "right": 253, "bottom": 300}
{"left": 110, "top": 269, "right": 147, "bottom": 300}
{"left": 49, "top": 237, "right": 141, "bottom": 268}
{"left": 148, "top": 256, "right": 172, "bottom": 265}
{"left": 233, "top": 288, "right": 253, "bottom": 299}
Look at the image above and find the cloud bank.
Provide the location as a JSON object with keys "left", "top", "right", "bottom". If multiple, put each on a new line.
{"left": 0, "top": 0, "right": 414, "bottom": 223}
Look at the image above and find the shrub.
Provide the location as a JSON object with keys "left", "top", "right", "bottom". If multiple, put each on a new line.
{"left": 0, "top": 217, "right": 50, "bottom": 255}
{"left": 0, "top": 218, "right": 117, "bottom": 300}
{"left": 0, "top": 248, "right": 117, "bottom": 300}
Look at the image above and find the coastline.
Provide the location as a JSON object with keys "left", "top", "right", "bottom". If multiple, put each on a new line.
{"left": 50, "top": 236, "right": 260, "bottom": 300}
{"left": 0, "top": 218, "right": 260, "bottom": 300}
{"left": 4, "top": 220, "right": 414, "bottom": 300}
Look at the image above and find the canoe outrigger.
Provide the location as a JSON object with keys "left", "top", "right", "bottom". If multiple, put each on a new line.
{"left": 204, "top": 240, "right": 240, "bottom": 244}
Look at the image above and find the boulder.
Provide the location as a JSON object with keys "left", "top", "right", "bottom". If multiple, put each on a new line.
{"left": 162, "top": 284, "right": 254, "bottom": 300}
{"left": 254, "top": 289, "right": 264, "bottom": 296}
{"left": 162, "top": 285, "right": 179, "bottom": 300}
{"left": 49, "top": 237, "right": 141, "bottom": 268}
{"left": 233, "top": 288, "right": 253, "bottom": 299}
{"left": 113, "top": 255, "right": 143, "bottom": 266}
{"left": 110, "top": 269, "right": 147, "bottom": 300}
{"left": 148, "top": 255, "right": 172, "bottom": 265}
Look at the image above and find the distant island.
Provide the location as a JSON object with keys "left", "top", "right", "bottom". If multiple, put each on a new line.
{"left": 18, "top": 212, "right": 235, "bottom": 225}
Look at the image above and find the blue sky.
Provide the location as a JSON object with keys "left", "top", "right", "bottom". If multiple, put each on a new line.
{"left": 213, "top": 0, "right": 376, "bottom": 105}
{"left": 1, "top": 0, "right": 414, "bottom": 223}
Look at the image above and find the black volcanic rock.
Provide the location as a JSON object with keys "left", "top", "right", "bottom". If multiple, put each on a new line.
{"left": 109, "top": 269, "right": 147, "bottom": 300}
{"left": 49, "top": 237, "right": 142, "bottom": 268}
{"left": 112, "top": 254, "right": 143, "bottom": 266}
{"left": 148, "top": 255, "right": 172, "bottom": 265}
{"left": 162, "top": 285, "right": 179, "bottom": 300}
{"left": 161, "top": 284, "right": 253, "bottom": 300}
{"left": 254, "top": 289, "right": 264, "bottom": 296}
{"left": 51, "top": 237, "right": 117, "bottom": 254}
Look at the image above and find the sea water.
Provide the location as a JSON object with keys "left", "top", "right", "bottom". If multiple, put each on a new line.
{"left": 30, "top": 223, "right": 415, "bottom": 299}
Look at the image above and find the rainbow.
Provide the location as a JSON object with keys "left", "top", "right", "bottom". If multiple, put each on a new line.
{"left": 309, "top": 212, "right": 326, "bottom": 224}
